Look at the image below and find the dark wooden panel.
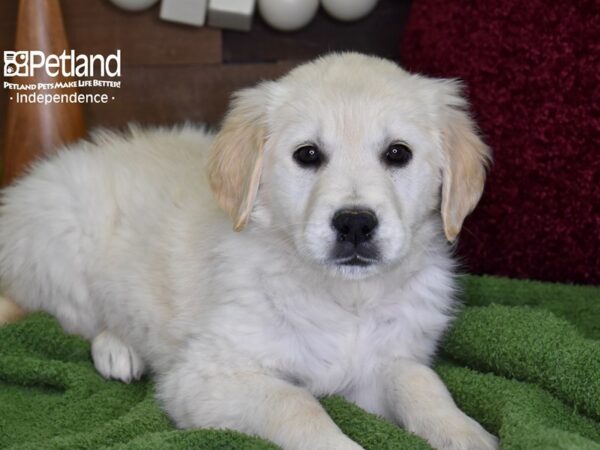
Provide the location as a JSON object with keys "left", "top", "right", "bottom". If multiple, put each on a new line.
{"left": 61, "top": 0, "right": 222, "bottom": 65}
{"left": 0, "top": 0, "right": 17, "bottom": 51}
{"left": 84, "top": 61, "right": 299, "bottom": 130}
{"left": 222, "top": 0, "right": 411, "bottom": 63}
{"left": 1, "top": 1, "right": 222, "bottom": 66}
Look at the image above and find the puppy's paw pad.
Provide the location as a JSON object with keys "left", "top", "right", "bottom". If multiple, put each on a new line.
{"left": 91, "top": 331, "right": 145, "bottom": 383}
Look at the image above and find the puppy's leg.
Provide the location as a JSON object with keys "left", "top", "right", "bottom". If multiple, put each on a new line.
{"left": 91, "top": 330, "right": 145, "bottom": 383}
{"left": 0, "top": 295, "right": 26, "bottom": 325}
{"left": 384, "top": 358, "right": 498, "bottom": 450}
{"left": 158, "top": 369, "right": 363, "bottom": 450}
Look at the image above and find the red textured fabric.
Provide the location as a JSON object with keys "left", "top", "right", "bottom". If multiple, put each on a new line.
{"left": 400, "top": 0, "right": 600, "bottom": 284}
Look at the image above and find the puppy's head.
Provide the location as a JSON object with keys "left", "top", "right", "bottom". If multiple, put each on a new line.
{"left": 208, "top": 53, "right": 490, "bottom": 279}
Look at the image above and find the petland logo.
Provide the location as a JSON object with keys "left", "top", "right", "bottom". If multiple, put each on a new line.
{"left": 3, "top": 50, "right": 121, "bottom": 105}
{"left": 4, "top": 50, "right": 121, "bottom": 78}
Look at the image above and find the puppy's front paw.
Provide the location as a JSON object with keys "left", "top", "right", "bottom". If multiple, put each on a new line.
{"left": 91, "top": 331, "right": 145, "bottom": 383}
{"left": 418, "top": 413, "right": 498, "bottom": 450}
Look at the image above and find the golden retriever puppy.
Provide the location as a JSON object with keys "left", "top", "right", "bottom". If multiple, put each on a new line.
{"left": 0, "top": 53, "right": 496, "bottom": 450}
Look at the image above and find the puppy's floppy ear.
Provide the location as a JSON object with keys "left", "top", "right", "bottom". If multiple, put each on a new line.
{"left": 438, "top": 82, "right": 491, "bottom": 242}
{"left": 208, "top": 85, "right": 269, "bottom": 231}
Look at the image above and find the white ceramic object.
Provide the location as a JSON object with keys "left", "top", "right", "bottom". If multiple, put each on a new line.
{"left": 208, "top": 0, "right": 256, "bottom": 31}
{"left": 108, "top": 0, "right": 159, "bottom": 12}
{"left": 321, "top": 0, "right": 379, "bottom": 22}
{"left": 258, "top": 0, "right": 319, "bottom": 32}
{"left": 159, "top": 0, "right": 208, "bottom": 26}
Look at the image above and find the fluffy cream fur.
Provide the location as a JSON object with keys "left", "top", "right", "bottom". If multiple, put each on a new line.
{"left": 0, "top": 53, "right": 496, "bottom": 450}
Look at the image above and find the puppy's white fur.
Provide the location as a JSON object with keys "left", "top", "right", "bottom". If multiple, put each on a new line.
{"left": 0, "top": 54, "right": 496, "bottom": 450}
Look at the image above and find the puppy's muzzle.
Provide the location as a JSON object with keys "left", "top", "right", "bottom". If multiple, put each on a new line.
{"left": 330, "top": 209, "right": 380, "bottom": 266}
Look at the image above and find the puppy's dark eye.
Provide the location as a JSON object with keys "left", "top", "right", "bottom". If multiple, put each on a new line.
{"left": 384, "top": 142, "right": 412, "bottom": 167}
{"left": 293, "top": 145, "right": 322, "bottom": 168}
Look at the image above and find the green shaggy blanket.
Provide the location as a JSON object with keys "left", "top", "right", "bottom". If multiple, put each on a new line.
{"left": 1, "top": 275, "right": 599, "bottom": 450}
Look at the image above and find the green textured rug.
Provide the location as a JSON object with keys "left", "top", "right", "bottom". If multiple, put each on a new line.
{"left": 1, "top": 275, "right": 599, "bottom": 449}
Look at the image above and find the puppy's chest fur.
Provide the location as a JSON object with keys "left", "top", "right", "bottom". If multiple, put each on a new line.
{"left": 246, "top": 272, "right": 452, "bottom": 397}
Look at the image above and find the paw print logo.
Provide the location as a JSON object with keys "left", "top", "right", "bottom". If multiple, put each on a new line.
{"left": 4, "top": 51, "right": 29, "bottom": 77}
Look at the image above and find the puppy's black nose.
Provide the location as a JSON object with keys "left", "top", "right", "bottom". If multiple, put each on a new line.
{"left": 332, "top": 209, "right": 379, "bottom": 246}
